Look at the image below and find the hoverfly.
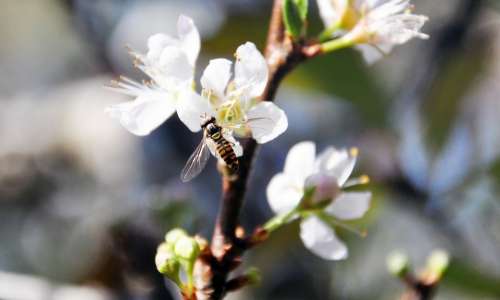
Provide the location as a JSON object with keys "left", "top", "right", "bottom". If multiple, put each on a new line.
{"left": 180, "top": 116, "right": 239, "bottom": 182}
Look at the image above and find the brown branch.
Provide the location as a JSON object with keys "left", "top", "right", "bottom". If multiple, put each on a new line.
{"left": 191, "top": 1, "right": 320, "bottom": 299}
{"left": 399, "top": 272, "right": 441, "bottom": 300}
{"left": 400, "top": 278, "right": 437, "bottom": 300}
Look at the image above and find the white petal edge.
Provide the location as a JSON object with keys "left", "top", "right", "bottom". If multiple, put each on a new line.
{"left": 315, "top": 147, "right": 356, "bottom": 186}
{"left": 234, "top": 42, "right": 268, "bottom": 99}
{"left": 176, "top": 90, "right": 214, "bottom": 132}
{"left": 284, "top": 141, "right": 316, "bottom": 186}
{"left": 354, "top": 44, "right": 385, "bottom": 65}
{"left": 372, "top": 14, "right": 429, "bottom": 45}
{"left": 177, "top": 15, "right": 201, "bottom": 67}
{"left": 246, "top": 101, "right": 288, "bottom": 144}
{"left": 266, "top": 173, "right": 303, "bottom": 215}
{"left": 147, "top": 33, "right": 176, "bottom": 62}
{"left": 316, "top": 0, "right": 347, "bottom": 28}
{"left": 201, "top": 59, "right": 232, "bottom": 99}
{"left": 325, "top": 191, "right": 371, "bottom": 220}
{"left": 364, "top": 0, "right": 387, "bottom": 9}
{"left": 300, "top": 216, "right": 348, "bottom": 260}
{"left": 106, "top": 92, "right": 175, "bottom": 136}
{"left": 368, "top": 0, "right": 411, "bottom": 20}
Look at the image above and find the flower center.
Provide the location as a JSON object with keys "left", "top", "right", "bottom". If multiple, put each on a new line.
{"left": 216, "top": 98, "right": 245, "bottom": 126}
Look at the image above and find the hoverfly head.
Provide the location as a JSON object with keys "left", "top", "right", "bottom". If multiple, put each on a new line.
{"left": 206, "top": 123, "right": 220, "bottom": 136}
{"left": 200, "top": 114, "right": 216, "bottom": 129}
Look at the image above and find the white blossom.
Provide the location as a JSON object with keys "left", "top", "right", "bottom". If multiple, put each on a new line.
{"left": 266, "top": 141, "right": 371, "bottom": 260}
{"left": 106, "top": 15, "right": 201, "bottom": 136}
{"left": 177, "top": 42, "right": 288, "bottom": 145}
{"left": 317, "top": 0, "right": 429, "bottom": 63}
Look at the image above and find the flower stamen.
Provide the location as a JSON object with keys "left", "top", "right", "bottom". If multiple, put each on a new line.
{"left": 344, "top": 175, "right": 370, "bottom": 188}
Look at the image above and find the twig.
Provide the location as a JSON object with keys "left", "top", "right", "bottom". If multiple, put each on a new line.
{"left": 191, "top": 1, "right": 320, "bottom": 299}
{"left": 400, "top": 273, "right": 437, "bottom": 300}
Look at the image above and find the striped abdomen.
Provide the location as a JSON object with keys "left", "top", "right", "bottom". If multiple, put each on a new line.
{"left": 212, "top": 134, "right": 239, "bottom": 171}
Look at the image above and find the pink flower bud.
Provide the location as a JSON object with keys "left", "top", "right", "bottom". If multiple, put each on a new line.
{"left": 304, "top": 173, "right": 340, "bottom": 207}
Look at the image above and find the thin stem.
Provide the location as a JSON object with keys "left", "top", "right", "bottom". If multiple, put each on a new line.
{"left": 318, "top": 22, "right": 342, "bottom": 42}
{"left": 321, "top": 37, "right": 354, "bottom": 53}
{"left": 171, "top": 274, "right": 183, "bottom": 289}
{"left": 263, "top": 208, "right": 299, "bottom": 233}
{"left": 186, "top": 263, "right": 195, "bottom": 295}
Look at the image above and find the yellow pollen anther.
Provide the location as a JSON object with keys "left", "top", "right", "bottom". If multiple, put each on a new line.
{"left": 350, "top": 147, "right": 359, "bottom": 157}
{"left": 359, "top": 175, "right": 370, "bottom": 184}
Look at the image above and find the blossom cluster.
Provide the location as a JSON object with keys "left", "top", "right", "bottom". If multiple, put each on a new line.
{"left": 155, "top": 228, "right": 205, "bottom": 292}
{"left": 317, "top": 0, "right": 429, "bottom": 63}
{"left": 107, "top": 15, "right": 288, "bottom": 164}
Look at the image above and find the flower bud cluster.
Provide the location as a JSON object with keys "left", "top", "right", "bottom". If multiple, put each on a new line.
{"left": 155, "top": 228, "right": 206, "bottom": 291}
{"left": 386, "top": 249, "right": 450, "bottom": 288}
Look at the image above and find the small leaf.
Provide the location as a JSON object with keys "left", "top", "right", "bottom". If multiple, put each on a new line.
{"left": 295, "top": 0, "right": 308, "bottom": 20}
{"left": 283, "top": 0, "right": 309, "bottom": 39}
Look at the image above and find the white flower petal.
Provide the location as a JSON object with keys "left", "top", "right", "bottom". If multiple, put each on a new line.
{"left": 177, "top": 15, "right": 201, "bottom": 67}
{"left": 372, "top": 14, "right": 429, "bottom": 45}
{"left": 106, "top": 92, "right": 175, "bottom": 136}
{"left": 246, "top": 101, "right": 288, "bottom": 143}
{"left": 368, "top": 0, "right": 410, "bottom": 20}
{"left": 266, "top": 173, "right": 303, "bottom": 215}
{"left": 176, "top": 90, "right": 214, "bottom": 132}
{"left": 325, "top": 192, "right": 371, "bottom": 220}
{"left": 284, "top": 141, "right": 316, "bottom": 185}
{"left": 147, "top": 33, "right": 176, "bottom": 62}
{"left": 315, "top": 147, "right": 357, "bottom": 186}
{"left": 354, "top": 44, "right": 385, "bottom": 64}
{"left": 234, "top": 42, "right": 268, "bottom": 99}
{"left": 363, "top": 0, "right": 386, "bottom": 8}
{"left": 201, "top": 59, "right": 232, "bottom": 99}
{"left": 300, "top": 216, "right": 348, "bottom": 260}
{"left": 316, "top": 0, "right": 348, "bottom": 28}
{"left": 158, "top": 46, "right": 193, "bottom": 85}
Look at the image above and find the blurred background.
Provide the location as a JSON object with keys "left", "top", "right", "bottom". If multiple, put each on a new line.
{"left": 1, "top": 0, "right": 500, "bottom": 299}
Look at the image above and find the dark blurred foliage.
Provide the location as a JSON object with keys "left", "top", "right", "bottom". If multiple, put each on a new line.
{"left": 1, "top": 0, "right": 500, "bottom": 299}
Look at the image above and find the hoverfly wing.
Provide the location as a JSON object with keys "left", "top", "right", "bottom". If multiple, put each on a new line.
{"left": 180, "top": 137, "right": 211, "bottom": 182}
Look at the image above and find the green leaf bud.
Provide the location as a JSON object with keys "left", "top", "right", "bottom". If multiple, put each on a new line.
{"left": 174, "top": 236, "right": 201, "bottom": 262}
{"left": 155, "top": 242, "right": 179, "bottom": 277}
{"left": 387, "top": 250, "right": 410, "bottom": 277}
{"left": 426, "top": 249, "right": 450, "bottom": 280}
{"left": 165, "top": 228, "right": 188, "bottom": 246}
{"left": 283, "top": 0, "right": 309, "bottom": 39}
